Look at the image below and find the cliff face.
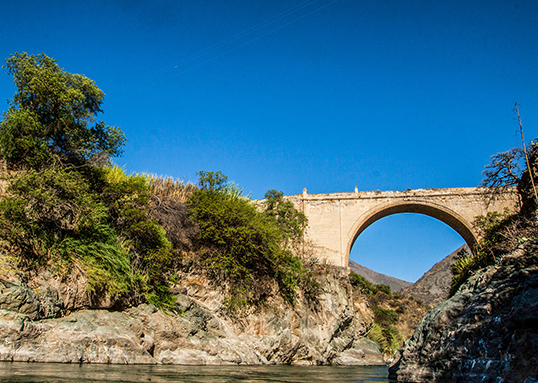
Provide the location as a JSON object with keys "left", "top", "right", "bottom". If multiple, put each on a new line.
{"left": 0, "top": 263, "right": 384, "bottom": 366}
{"left": 389, "top": 243, "right": 538, "bottom": 382}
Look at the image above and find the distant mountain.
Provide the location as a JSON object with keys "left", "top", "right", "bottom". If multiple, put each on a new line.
{"left": 348, "top": 260, "right": 412, "bottom": 292}
{"left": 399, "top": 244, "right": 470, "bottom": 306}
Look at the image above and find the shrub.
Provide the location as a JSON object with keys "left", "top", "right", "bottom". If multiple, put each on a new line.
{"left": 450, "top": 211, "right": 514, "bottom": 296}
{"left": 99, "top": 166, "right": 174, "bottom": 306}
{"left": 187, "top": 171, "right": 314, "bottom": 306}
{"left": 376, "top": 283, "right": 391, "bottom": 296}
{"left": 372, "top": 306, "right": 399, "bottom": 326}
{"left": 367, "top": 322, "right": 401, "bottom": 357}
{"left": 263, "top": 189, "right": 307, "bottom": 251}
{"left": 0, "top": 166, "right": 131, "bottom": 294}
{"left": 349, "top": 271, "right": 393, "bottom": 297}
{"left": 349, "top": 272, "right": 376, "bottom": 295}
{"left": 0, "top": 165, "right": 174, "bottom": 307}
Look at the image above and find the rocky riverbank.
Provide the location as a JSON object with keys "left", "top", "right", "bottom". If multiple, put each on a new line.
{"left": 389, "top": 242, "right": 538, "bottom": 382}
{"left": 0, "top": 263, "right": 385, "bottom": 366}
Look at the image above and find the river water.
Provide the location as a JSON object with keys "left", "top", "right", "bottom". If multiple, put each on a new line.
{"left": 0, "top": 363, "right": 391, "bottom": 382}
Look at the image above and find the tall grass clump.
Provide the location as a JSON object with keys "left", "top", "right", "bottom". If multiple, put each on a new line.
{"left": 0, "top": 165, "right": 175, "bottom": 307}
{"left": 144, "top": 174, "right": 197, "bottom": 203}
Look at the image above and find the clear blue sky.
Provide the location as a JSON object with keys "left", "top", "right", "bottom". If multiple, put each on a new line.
{"left": 1, "top": 0, "right": 537, "bottom": 281}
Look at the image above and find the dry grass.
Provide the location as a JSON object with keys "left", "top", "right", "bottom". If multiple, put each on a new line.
{"left": 144, "top": 174, "right": 200, "bottom": 252}
{"left": 0, "top": 159, "right": 14, "bottom": 196}
{"left": 144, "top": 174, "right": 198, "bottom": 203}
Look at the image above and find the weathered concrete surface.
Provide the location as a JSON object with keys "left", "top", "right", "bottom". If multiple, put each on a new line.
{"left": 286, "top": 187, "right": 518, "bottom": 267}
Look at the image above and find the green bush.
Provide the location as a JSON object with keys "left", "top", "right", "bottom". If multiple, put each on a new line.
{"left": 0, "top": 165, "right": 174, "bottom": 307}
{"left": 350, "top": 272, "right": 375, "bottom": 294}
{"left": 187, "top": 171, "right": 313, "bottom": 306}
{"left": 367, "top": 305, "right": 406, "bottom": 357}
{"left": 0, "top": 166, "right": 131, "bottom": 293}
{"left": 367, "top": 322, "right": 401, "bottom": 356}
{"left": 349, "top": 271, "right": 392, "bottom": 297}
{"left": 350, "top": 271, "right": 407, "bottom": 355}
{"left": 372, "top": 306, "right": 399, "bottom": 326}
{"left": 450, "top": 210, "right": 513, "bottom": 296}
{"left": 376, "top": 283, "right": 392, "bottom": 296}
{"left": 263, "top": 189, "right": 307, "bottom": 250}
{"left": 100, "top": 166, "right": 173, "bottom": 306}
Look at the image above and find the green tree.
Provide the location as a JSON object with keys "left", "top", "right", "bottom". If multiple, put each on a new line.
{"left": 0, "top": 53, "right": 173, "bottom": 307}
{"left": 197, "top": 170, "right": 228, "bottom": 192}
{"left": 263, "top": 189, "right": 307, "bottom": 249}
{"left": 0, "top": 52, "right": 125, "bottom": 169}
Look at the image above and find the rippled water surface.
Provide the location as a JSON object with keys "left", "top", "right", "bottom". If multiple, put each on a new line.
{"left": 0, "top": 363, "right": 390, "bottom": 383}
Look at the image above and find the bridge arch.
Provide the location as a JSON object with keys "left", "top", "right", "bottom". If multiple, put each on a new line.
{"left": 345, "top": 201, "right": 477, "bottom": 265}
{"left": 286, "top": 186, "right": 517, "bottom": 268}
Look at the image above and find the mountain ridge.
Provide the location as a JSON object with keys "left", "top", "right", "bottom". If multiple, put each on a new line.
{"left": 348, "top": 260, "right": 412, "bottom": 292}
{"left": 399, "top": 244, "right": 469, "bottom": 306}
{"left": 350, "top": 245, "right": 468, "bottom": 306}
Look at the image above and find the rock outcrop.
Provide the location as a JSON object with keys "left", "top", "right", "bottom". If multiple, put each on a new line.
{"left": 0, "top": 265, "right": 385, "bottom": 366}
{"left": 389, "top": 244, "right": 538, "bottom": 382}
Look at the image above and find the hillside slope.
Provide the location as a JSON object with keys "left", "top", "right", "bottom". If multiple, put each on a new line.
{"left": 399, "top": 245, "right": 469, "bottom": 306}
{"left": 348, "top": 260, "right": 412, "bottom": 292}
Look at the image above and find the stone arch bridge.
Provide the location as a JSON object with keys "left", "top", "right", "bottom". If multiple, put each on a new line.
{"left": 285, "top": 187, "right": 518, "bottom": 268}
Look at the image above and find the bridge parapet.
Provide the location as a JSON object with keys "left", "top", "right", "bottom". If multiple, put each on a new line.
{"left": 286, "top": 186, "right": 503, "bottom": 201}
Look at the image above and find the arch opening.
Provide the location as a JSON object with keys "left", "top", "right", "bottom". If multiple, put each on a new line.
{"left": 348, "top": 213, "right": 467, "bottom": 283}
{"left": 346, "top": 202, "right": 477, "bottom": 280}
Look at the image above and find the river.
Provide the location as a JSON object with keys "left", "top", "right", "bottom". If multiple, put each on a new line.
{"left": 0, "top": 363, "right": 391, "bottom": 382}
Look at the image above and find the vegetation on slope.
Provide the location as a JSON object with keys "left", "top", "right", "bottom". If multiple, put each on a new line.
{"left": 451, "top": 110, "right": 538, "bottom": 296}
{"left": 187, "top": 171, "right": 318, "bottom": 309}
{"left": 350, "top": 271, "right": 428, "bottom": 358}
{"left": 0, "top": 52, "right": 317, "bottom": 310}
{"left": 0, "top": 53, "right": 173, "bottom": 307}
{"left": 450, "top": 210, "right": 514, "bottom": 295}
